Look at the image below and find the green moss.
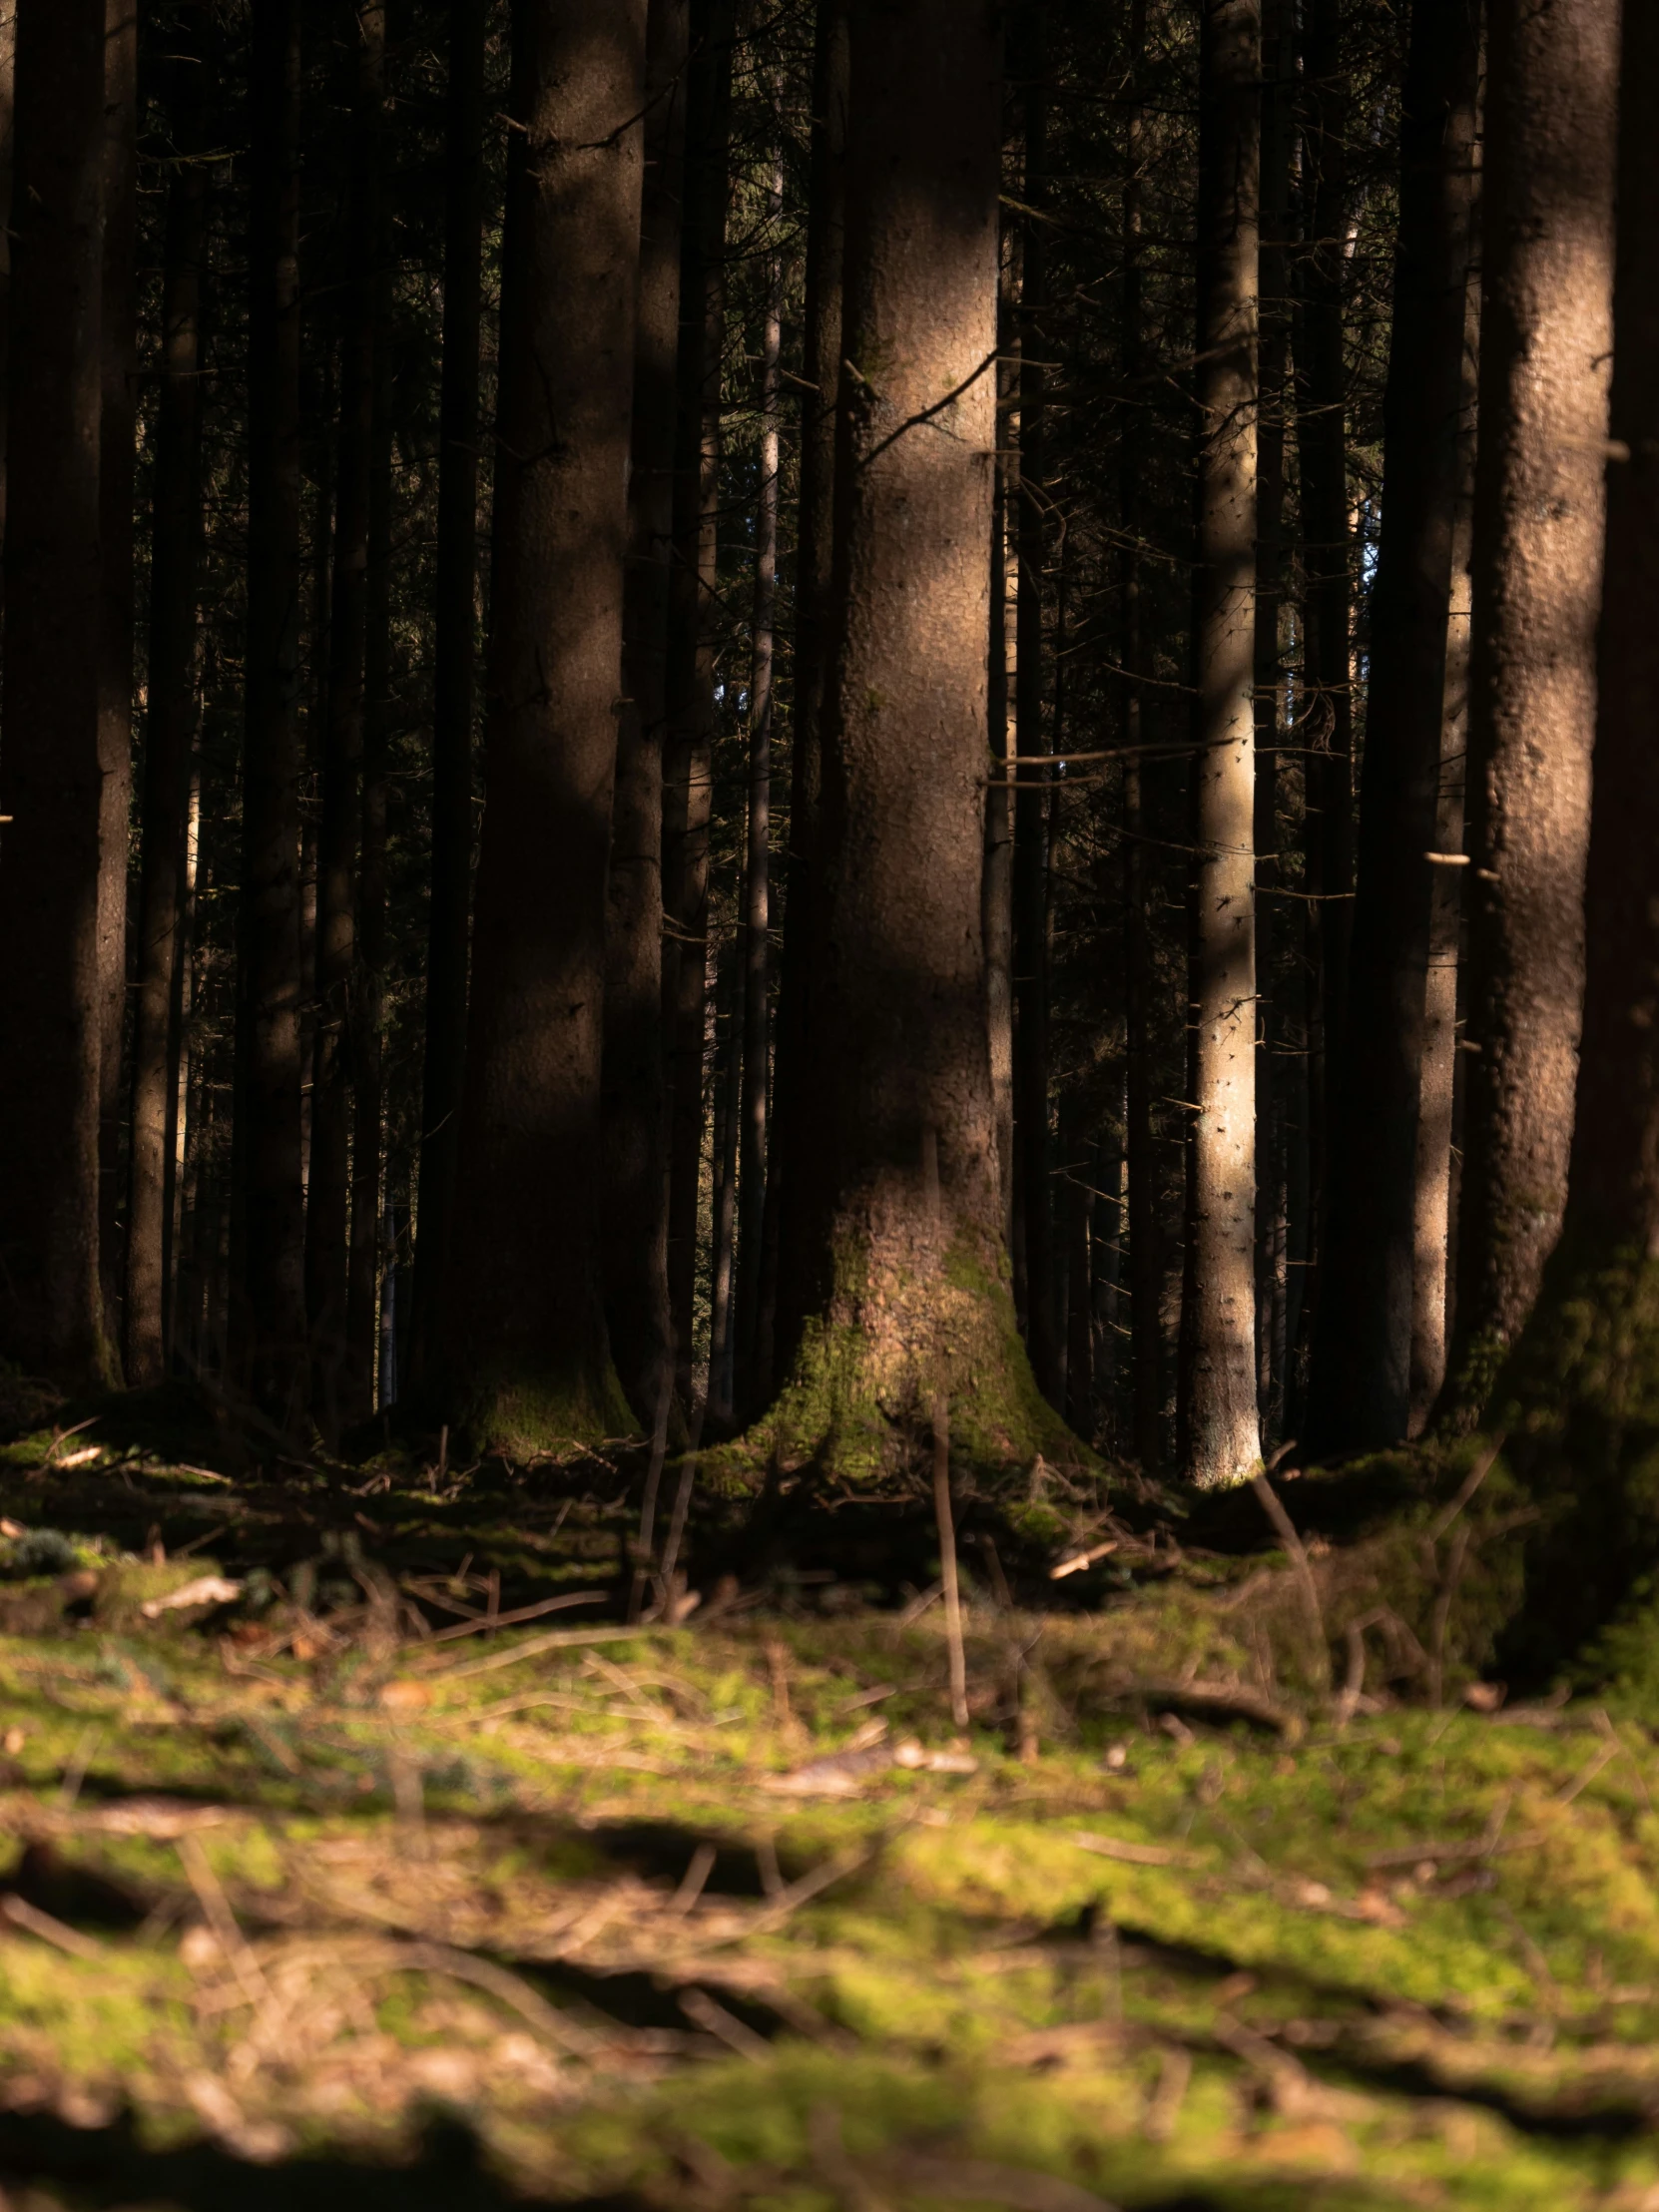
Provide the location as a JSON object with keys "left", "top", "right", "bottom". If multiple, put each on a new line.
{"left": 446, "top": 1356, "right": 640, "bottom": 1460}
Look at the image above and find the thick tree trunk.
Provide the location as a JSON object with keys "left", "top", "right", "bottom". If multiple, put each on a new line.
{"left": 1307, "top": 0, "right": 1480, "bottom": 1452}
{"left": 1439, "top": 0, "right": 1619, "bottom": 1428}
{"left": 734, "top": 129, "right": 783, "bottom": 1420}
{"left": 127, "top": 12, "right": 209, "bottom": 1384}
{"left": 603, "top": 0, "right": 688, "bottom": 1436}
{"left": 441, "top": 0, "right": 648, "bottom": 1454}
{"left": 1120, "top": 0, "right": 1161, "bottom": 1473}
{"left": 233, "top": 0, "right": 308, "bottom": 1435}
{"left": 1181, "top": 0, "right": 1261, "bottom": 1486}
{"left": 410, "top": 0, "right": 486, "bottom": 1385}
{"left": 308, "top": 0, "right": 383, "bottom": 1442}
{"left": 772, "top": 0, "right": 847, "bottom": 1371}
{"left": 97, "top": 0, "right": 140, "bottom": 1354}
{"left": 0, "top": 0, "right": 109, "bottom": 1382}
{"left": 0, "top": 0, "right": 15, "bottom": 568}
{"left": 761, "top": 0, "right": 1068, "bottom": 1483}
{"left": 1497, "top": 0, "right": 1659, "bottom": 1653}
{"left": 1296, "top": 0, "right": 1354, "bottom": 1375}
{"left": 663, "top": 0, "right": 736, "bottom": 1406}
{"left": 1410, "top": 241, "right": 1479, "bottom": 1428}
{"left": 1013, "top": 19, "right": 1058, "bottom": 1405}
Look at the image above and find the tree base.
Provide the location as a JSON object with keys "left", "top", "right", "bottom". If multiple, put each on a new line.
{"left": 446, "top": 1359, "right": 639, "bottom": 1463}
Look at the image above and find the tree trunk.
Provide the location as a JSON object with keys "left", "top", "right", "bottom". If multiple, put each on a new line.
{"left": 234, "top": 0, "right": 307, "bottom": 1435}
{"left": 663, "top": 0, "right": 736, "bottom": 1407}
{"left": 1181, "top": 0, "right": 1261, "bottom": 1486}
{"left": 1295, "top": 0, "right": 1354, "bottom": 1376}
{"left": 603, "top": 0, "right": 688, "bottom": 1437}
{"left": 709, "top": 941, "right": 742, "bottom": 1422}
{"left": 1410, "top": 233, "right": 1480, "bottom": 1429}
{"left": 762, "top": 0, "right": 1069, "bottom": 1483}
{"left": 441, "top": 0, "right": 648, "bottom": 1454}
{"left": 983, "top": 281, "right": 1015, "bottom": 1255}
{"left": 1307, "top": 0, "right": 1481, "bottom": 1452}
{"left": 772, "top": 0, "right": 847, "bottom": 1370}
{"left": 1013, "top": 16, "right": 1057, "bottom": 1405}
{"left": 97, "top": 0, "right": 140, "bottom": 1355}
{"left": 0, "top": 0, "right": 16, "bottom": 571}
{"left": 1496, "top": 0, "right": 1659, "bottom": 1652}
{"left": 346, "top": 386, "right": 393, "bottom": 1423}
{"left": 308, "top": 0, "right": 383, "bottom": 1442}
{"left": 410, "top": 0, "right": 486, "bottom": 1385}
{"left": 1439, "top": 0, "right": 1620, "bottom": 1427}
{"left": 735, "top": 123, "right": 783, "bottom": 1420}
{"left": 127, "top": 8, "right": 209, "bottom": 1385}
{"left": 0, "top": 0, "right": 108, "bottom": 1382}
{"left": 1120, "top": 0, "right": 1161, "bottom": 1473}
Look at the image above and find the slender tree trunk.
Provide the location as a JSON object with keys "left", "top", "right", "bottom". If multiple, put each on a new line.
{"left": 1411, "top": 231, "right": 1480, "bottom": 1428}
{"left": 663, "top": 0, "right": 736, "bottom": 1406}
{"left": 1180, "top": 0, "right": 1261, "bottom": 1486}
{"left": 0, "top": 0, "right": 16, "bottom": 574}
{"left": 772, "top": 0, "right": 847, "bottom": 1372}
{"left": 308, "top": 0, "right": 383, "bottom": 1442}
{"left": 347, "top": 393, "right": 393, "bottom": 1423}
{"left": 1308, "top": 0, "right": 1481, "bottom": 1451}
{"left": 603, "top": 0, "right": 689, "bottom": 1435}
{"left": 1120, "top": 0, "right": 1161, "bottom": 1472}
{"left": 1253, "top": 0, "right": 1292, "bottom": 1434}
{"left": 766, "top": 0, "right": 1067, "bottom": 1479}
{"left": 442, "top": 0, "right": 649, "bottom": 1452}
{"left": 1012, "top": 13, "right": 1057, "bottom": 1404}
{"left": 709, "top": 942, "right": 742, "bottom": 1422}
{"left": 410, "top": 0, "right": 486, "bottom": 1384}
{"left": 1296, "top": 0, "right": 1353, "bottom": 1374}
{"left": 233, "top": 0, "right": 307, "bottom": 1434}
{"left": 983, "top": 267, "right": 1015, "bottom": 1253}
{"left": 1440, "top": 0, "right": 1620, "bottom": 1428}
{"left": 0, "top": 0, "right": 108, "bottom": 1382}
{"left": 1498, "top": 0, "right": 1659, "bottom": 1646}
{"left": 96, "top": 0, "right": 140, "bottom": 1354}
{"left": 168, "top": 749, "right": 203, "bottom": 1365}
{"left": 735, "top": 124, "right": 783, "bottom": 1419}
{"left": 127, "top": 11, "right": 209, "bottom": 1384}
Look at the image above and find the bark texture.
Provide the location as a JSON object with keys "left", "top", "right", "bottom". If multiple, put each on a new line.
{"left": 603, "top": 0, "right": 686, "bottom": 1434}
{"left": 1308, "top": 0, "right": 1480, "bottom": 1452}
{"left": 410, "top": 0, "right": 486, "bottom": 1384}
{"left": 442, "top": 0, "right": 648, "bottom": 1452}
{"left": 1181, "top": 0, "right": 1261, "bottom": 1486}
{"left": 127, "top": 11, "right": 208, "bottom": 1383}
{"left": 0, "top": 0, "right": 109, "bottom": 1382}
{"left": 1441, "top": 0, "right": 1620, "bottom": 1427}
{"left": 762, "top": 0, "right": 1067, "bottom": 1482}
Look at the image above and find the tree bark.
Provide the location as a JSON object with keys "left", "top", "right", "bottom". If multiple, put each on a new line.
{"left": 1181, "top": 0, "right": 1261, "bottom": 1486}
{"left": 735, "top": 123, "right": 783, "bottom": 1419}
{"left": 97, "top": 0, "right": 140, "bottom": 1354}
{"left": 772, "top": 0, "right": 847, "bottom": 1369}
{"left": 763, "top": 0, "right": 1069, "bottom": 1482}
{"left": 0, "top": 0, "right": 109, "bottom": 1382}
{"left": 1307, "top": 0, "right": 1480, "bottom": 1452}
{"left": 441, "top": 0, "right": 649, "bottom": 1453}
{"left": 234, "top": 0, "right": 307, "bottom": 1435}
{"left": 603, "top": 0, "right": 688, "bottom": 1437}
{"left": 308, "top": 0, "right": 383, "bottom": 1442}
{"left": 410, "top": 0, "right": 486, "bottom": 1386}
{"left": 127, "top": 7, "right": 209, "bottom": 1385}
{"left": 663, "top": 0, "right": 736, "bottom": 1407}
{"left": 1440, "top": 0, "right": 1620, "bottom": 1427}
{"left": 1013, "top": 13, "right": 1058, "bottom": 1405}
{"left": 0, "top": 0, "right": 16, "bottom": 572}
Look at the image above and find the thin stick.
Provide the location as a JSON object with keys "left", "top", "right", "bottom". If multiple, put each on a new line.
{"left": 1427, "top": 1431, "right": 1506, "bottom": 1542}
{"left": 629, "top": 1358, "right": 676, "bottom": 1624}
{"left": 933, "top": 1394, "right": 969, "bottom": 1730}
{"left": 1248, "top": 1469, "right": 1330, "bottom": 1690}
{"left": 659, "top": 1388, "right": 708, "bottom": 1599}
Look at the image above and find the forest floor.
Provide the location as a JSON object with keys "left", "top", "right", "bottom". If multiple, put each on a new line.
{"left": 0, "top": 1386, "right": 1652, "bottom": 2207}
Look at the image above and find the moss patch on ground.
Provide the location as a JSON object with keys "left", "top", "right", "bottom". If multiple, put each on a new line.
{"left": 0, "top": 1414, "right": 1647, "bottom": 2206}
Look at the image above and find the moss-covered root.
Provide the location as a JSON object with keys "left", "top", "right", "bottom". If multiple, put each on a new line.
{"left": 1492, "top": 1243, "right": 1659, "bottom": 1676}
{"left": 446, "top": 1357, "right": 640, "bottom": 1463}
{"left": 714, "top": 1232, "right": 1092, "bottom": 1498}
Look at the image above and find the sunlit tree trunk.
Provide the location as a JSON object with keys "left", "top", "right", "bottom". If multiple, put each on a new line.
{"left": 1180, "top": 0, "right": 1262, "bottom": 1486}
{"left": 442, "top": 0, "right": 648, "bottom": 1451}
{"left": 1439, "top": 0, "right": 1619, "bottom": 1427}
{"left": 0, "top": 0, "right": 108, "bottom": 1382}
